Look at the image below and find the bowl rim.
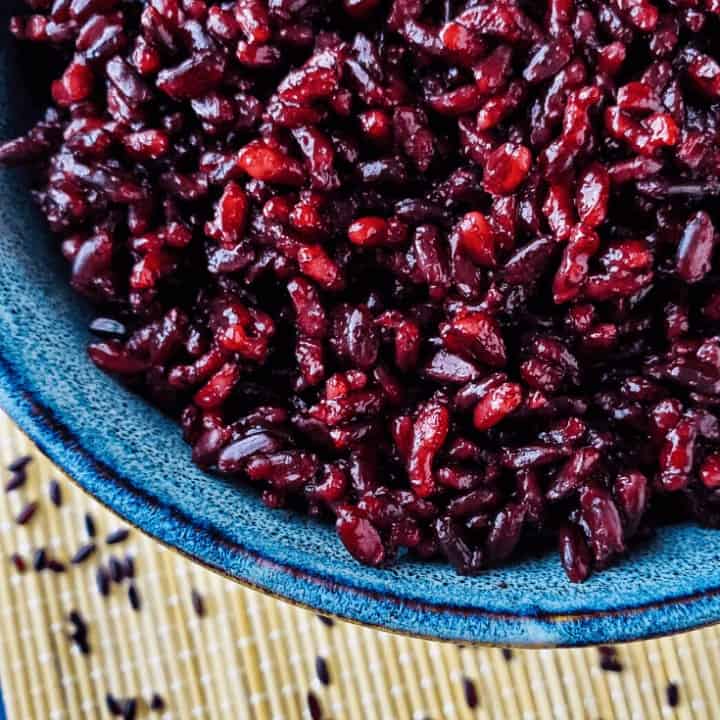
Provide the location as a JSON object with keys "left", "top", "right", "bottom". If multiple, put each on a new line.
{"left": 3, "top": 350, "right": 720, "bottom": 648}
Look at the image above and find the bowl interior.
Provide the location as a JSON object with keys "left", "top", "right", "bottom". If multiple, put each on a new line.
{"left": 1, "top": 1, "right": 720, "bottom": 647}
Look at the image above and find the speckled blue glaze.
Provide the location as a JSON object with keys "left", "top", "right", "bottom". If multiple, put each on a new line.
{"left": 2, "top": 6, "right": 720, "bottom": 648}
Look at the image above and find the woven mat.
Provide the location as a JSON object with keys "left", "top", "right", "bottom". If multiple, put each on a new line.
{"left": 0, "top": 410, "right": 717, "bottom": 720}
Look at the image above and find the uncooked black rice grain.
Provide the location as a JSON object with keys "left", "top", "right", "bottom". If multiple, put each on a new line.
{"left": 72, "top": 632, "right": 90, "bottom": 655}
{"left": 106, "top": 693, "right": 123, "bottom": 716}
{"left": 501, "top": 648, "right": 514, "bottom": 662}
{"left": 600, "top": 656, "right": 623, "bottom": 673}
{"left": 109, "top": 555, "right": 124, "bottom": 583}
{"left": 47, "top": 559, "right": 66, "bottom": 573}
{"left": 463, "top": 677, "right": 479, "bottom": 709}
{"left": 71, "top": 543, "right": 96, "bottom": 565}
{"left": 15, "top": 501, "right": 37, "bottom": 525}
{"left": 32, "top": 548, "right": 46, "bottom": 572}
{"left": 122, "top": 698, "right": 137, "bottom": 720}
{"left": 10, "top": 552, "right": 26, "bottom": 573}
{"left": 8, "top": 455, "right": 31, "bottom": 473}
{"left": 191, "top": 588, "right": 205, "bottom": 618}
{"left": 307, "top": 691, "right": 323, "bottom": 720}
{"left": 317, "top": 615, "right": 334, "bottom": 628}
{"left": 96, "top": 566, "right": 111, "bottom": 597}
{"left": 124, "top": 554, "right": 135, "bottom": 579}
{"left": 106, "top": 528, "right": 130, "bottom": 545}
{"left": 128, "top": 583, "right": 141, "bottom": 611}
{"left": 149, "top": 693, "right": 165, "bottom": 712}
{"left": 84, "top": 513, "right": 96, "bottom": 538}
{"left": 315, "top": 656, "right": 330, "bottom": 686}
{"left": 48, "top": 479, "right": 62, "bottom": 507}
{"left": 667, "top": 682, "right": 680, "bottom": 708}
{"left": 5, "top": 471, "right": 26, "bottom": 492}
{"left": 68, "top": 610, "right": 86, "bottom": 633}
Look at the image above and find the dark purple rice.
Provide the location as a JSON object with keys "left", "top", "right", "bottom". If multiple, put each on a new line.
{"left": 71, "top": 631, "right": 90, "bottom": 656}
{"left": 71, "top": 543, "right": 96, "bottom": 565}
{"left": 190, "top": 589, "right": 205, "bottom": 618}
{"left": 307, "top": 691, "right": 323, "bottom": 720}
{"left": 10, "top": 552, "right": 26, "bottom": 573}
{"left": 599, "top": 646, "right": 623, "bottom": 673}
{"left": 16, "top": 501, "right": 38, "bottom": 525}
{"left": 106, "top": 528, "right": 130, "bottom": 545}
{"left": 48, "top": 479, "right": 62, "bottom": 507}
{"left": 109, "top": 555, "right": 124, "bottom": 583}
{"left": 463, "top": 677, "right": 479, "bottom": 709}
{"left": 47, "top": 559, "right": 67, "bottom": 573}
{"left": 68, "top": 610, "right": 86, "bottom": 632}
{"left": 96, "top": 566, "right": 111, "bottom": 597}
{"left": 317, "top": 616, "right": 334, "bottom": 629}
{"left": 68, "top": 610, "right": 90, "bottom": 655}
{"left": 124, "top": 554, "right": 135, "bottom": 579}
{"left": 128, "top": 583, "right": 141, "bottom": 611}
{"left": 667, "top": 682, "right": 680, "bottom": 707}
{"left": 32, "top": 547, "right": 47, "bottom": 572}
{"left": 315, "top": 656, "right": 330, "bottom": 686}
{"left": 122, "top": 698, "right": 137, "bottom": 720}
{"left": 149, "top": 693, "right": 165, "bottom": 712}
{"left": 5, "top": 471, "right": 26, "bottom": 492}
{"left": 7, "top": 456, "right": 31, "bottom": 473}
{"left": 84, "top": 513, "right": 96, "bottom": 538}
{"left": 501, "top": 648, "right": 514, "bottom": 662}
{"left": 106, "top": 693, "right": 123, "bottom": 716}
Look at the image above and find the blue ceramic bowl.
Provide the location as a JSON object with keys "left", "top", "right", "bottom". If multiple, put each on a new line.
{"left": 2, "top": 6, "right": 720, "bottom": 648}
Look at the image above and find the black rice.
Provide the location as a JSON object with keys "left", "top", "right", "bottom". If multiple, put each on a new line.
{"left": 68, "top": 610, "right": 90, "bottom": 655}
{"left": 307, "top": 691, "right": 323, "bottom": 720}
{"left": 106, "top": 528, "right": 130, "bottom": 545}
{"left": 106, "top": 693, "right": 123, "bottom": 716}
{"left": 84, "top": 513, "right": 96, "bottom": 538}
{"left": 10, "top": 552, "right": 26, "bottom": 573}
{"left": 315, "top": 656, "right": 330, "bottom": 686}
{"left": 317, "top": 615, "right": 334, "bottom": 628}
{"left": 8, "top": 455, "right": 31, "bottom": 473}
{"left": 599, "top": 646, "right": 623, "bottom": 673}
{"left": 5, "top": 471, "right": 26, "bottom": 492}
{"left": 96, "top": 566, "right": 111, "bottom": 597}
{"left": 109, "top": 556, "right": 124, "bottom": 583}
{"left": 71, "top": 631, "right": 90, "bottom": 655}
{"left": 15, "top": 501, "right": 37, "bottom": 525}
{"left": 128, "top": 583, "right": 141, "bottom": 611}
{"left": 68, "top": 610, "right": 86, "bottom": 632}
{"left": 667, "top": 682, "right": 680, "bottom": 708}
{"left": 124, "top": 554, "right": 135, "bottom": 579}
{"left": 149, "top": 693, "right": 165, "bottom": 711}
{"left": 71, "top": 543, "right": 96, "bottom": 565}
{"left": 32, "top": 547, "right": 47, "bottom": 572}
{"left": 191, "top": 589, "right": 205, "bottom": 618}
{"left": 122, "top": 698, "right": 137, "bottom": 720}
{"left": 463, "top": 677, "right": 479, "bottom": 709}
{"left": 47, "top": 559, "right": 66, "bottom": 573}
{"left": 48, "top": 479, "right": 62, "bottom": 507}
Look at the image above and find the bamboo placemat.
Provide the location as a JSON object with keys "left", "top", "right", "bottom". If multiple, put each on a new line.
{"left": 0, "top": 408, "right": 714, "bottom": 720}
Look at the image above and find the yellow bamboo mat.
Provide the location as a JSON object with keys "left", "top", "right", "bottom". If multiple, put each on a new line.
{"left": 0, "top": 409, "right": 716, "bottom": 720}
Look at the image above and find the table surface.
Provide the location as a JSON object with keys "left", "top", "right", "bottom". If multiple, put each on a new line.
{"left": 0, "top": 408, "right": 716, "bottom": 720}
